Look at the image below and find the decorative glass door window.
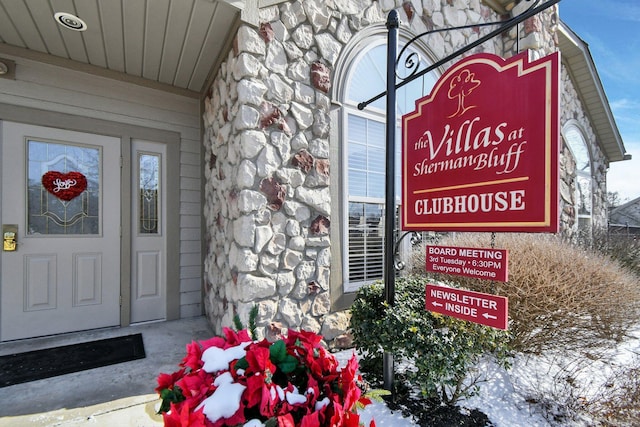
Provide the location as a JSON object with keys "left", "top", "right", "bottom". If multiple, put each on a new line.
{"left": 138, "top": 153, "right": 160, "bottom": 234}
{"left": 27, "top": 140, "right": 100, "bottom": 235}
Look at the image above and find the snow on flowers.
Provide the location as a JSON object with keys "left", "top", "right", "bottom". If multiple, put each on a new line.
{"left": 156, "top": 327, "right": 376, "bottom": 427}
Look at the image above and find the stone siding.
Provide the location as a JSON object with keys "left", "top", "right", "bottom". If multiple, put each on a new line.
{"left": 202, "top": 0, "right": 608, "bottom": 343}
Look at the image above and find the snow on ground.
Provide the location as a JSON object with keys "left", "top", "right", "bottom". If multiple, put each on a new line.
{"left": 335, "top": 326, "right": 640, "bottom": 426}
{"left": 359, "top": 401, "right": 417, "bottom": 427}
{"left": 464, "top": 357, "right": 552, "bottom": 427}
{"left": 337, "top": 354, "right": 551, "bottom": 427}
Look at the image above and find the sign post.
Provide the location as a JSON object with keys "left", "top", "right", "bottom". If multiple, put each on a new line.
{"left": 382, "top": 9, "right": 399, "bottom": 392}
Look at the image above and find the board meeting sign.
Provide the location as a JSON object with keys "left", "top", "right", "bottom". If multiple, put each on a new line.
{"left": 425, "top": 245, "right": 508, "bottom": 282}
{"left": 402, "top": 51, "right": 560, "bottom": 232}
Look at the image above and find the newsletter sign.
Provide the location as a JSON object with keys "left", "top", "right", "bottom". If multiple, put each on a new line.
{"left": 402, "top": 51, "right": 559, "bottom": 232}
{"left": 426, "top": 284, "right": 509, "bottom": 330}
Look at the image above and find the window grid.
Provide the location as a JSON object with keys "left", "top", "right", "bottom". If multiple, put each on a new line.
{"left": 346, "top": 110, "right": 388, "bottom": 287}
{"left": 563, "top": 125, "right": 592, "bottom": 232}
{"left": 344, "top": 42, "right": 436, "bottom": 290}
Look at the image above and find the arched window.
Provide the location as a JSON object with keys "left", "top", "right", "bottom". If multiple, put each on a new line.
{"left": 563, "top": 123, "right": 592, "bottom": 232}
{"left": 334, "top": 29, "right": 439, "bottom": 293}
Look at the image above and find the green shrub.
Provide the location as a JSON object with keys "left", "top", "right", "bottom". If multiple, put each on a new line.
{"left": 350, "top": 276, "right": 511, "bottom": 405}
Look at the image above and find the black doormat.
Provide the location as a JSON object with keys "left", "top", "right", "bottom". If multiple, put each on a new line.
{"left": 0, "top": 333, "right": 145, "bottom": 388}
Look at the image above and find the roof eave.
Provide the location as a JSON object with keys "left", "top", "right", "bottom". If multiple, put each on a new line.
{"left": 557, "top": 21, "right": 629, "bottom": 163}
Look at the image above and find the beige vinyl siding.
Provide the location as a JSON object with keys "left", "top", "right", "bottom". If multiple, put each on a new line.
{"left": 179, "top": 136, "right": 204, "bottom": 318}
{"left": 0, "top": 54, "right": 203, "bottom": 320}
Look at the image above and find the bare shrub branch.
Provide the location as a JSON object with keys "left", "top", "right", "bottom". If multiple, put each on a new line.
{"left": 585, "top": 353, "right": 640, "bottom": 426}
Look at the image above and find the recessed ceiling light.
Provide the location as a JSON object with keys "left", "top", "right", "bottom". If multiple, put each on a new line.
{"left": 54, "top": 12, "right": 87, "bottom": 32}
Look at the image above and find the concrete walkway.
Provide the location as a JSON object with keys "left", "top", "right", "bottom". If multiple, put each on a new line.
{"left": 0, "top": 316, "right": 215, "bottom": 426}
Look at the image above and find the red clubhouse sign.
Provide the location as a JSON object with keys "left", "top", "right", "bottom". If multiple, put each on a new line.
{"left": 402, "top": 51, "right": 559, "bottom": 232}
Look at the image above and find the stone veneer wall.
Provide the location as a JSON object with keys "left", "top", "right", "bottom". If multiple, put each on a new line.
{"left": 201, "top": 0, "right": 606, "bottom": 344}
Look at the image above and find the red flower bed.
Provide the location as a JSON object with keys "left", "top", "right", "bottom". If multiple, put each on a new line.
{"left": 156, "top": 328, "right": 375, "bottom": 427}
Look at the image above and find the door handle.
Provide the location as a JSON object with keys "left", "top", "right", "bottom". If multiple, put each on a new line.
{"left": 3, "top": 225, "right": 17, "bottom": 251}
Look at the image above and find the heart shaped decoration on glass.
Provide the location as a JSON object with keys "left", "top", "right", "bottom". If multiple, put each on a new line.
{"left": 42, "top": 171, "right": 88, "bottom": 201}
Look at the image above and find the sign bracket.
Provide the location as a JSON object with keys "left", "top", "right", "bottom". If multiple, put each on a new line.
{"left": 358, "top": 0, "right": 562, "bottom": 111}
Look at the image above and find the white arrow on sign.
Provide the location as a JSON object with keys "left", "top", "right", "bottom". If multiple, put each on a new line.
{"left": 482, "top": 313, "right": 497, "bottom": 320}
{"left": 433, "top": 301, "right": 443, "bottom": 308}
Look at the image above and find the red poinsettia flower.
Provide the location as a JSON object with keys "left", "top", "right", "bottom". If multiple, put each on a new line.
{"left": 340, "top": 355, "right": 362, "bottom": 411}
{"left": 156, "top": 368, "right": 185, "bottom": 393}
{"left": 156, "top": 327, "right": 374, "bottom": 427}
{"left": 260, "top": 379, "right": 281, "bottom": 418}
{"left": 304, "top": 375, "right": 320, "bottom": 408}
{"left": 223, "top": 327, "right": 252, "bottom": 347}
{"left": 343, "top": 411, "right": 364, "bottom": 427}
{"left": 327, "top": 400, "right": 344, "bottom": 426}
{"left": 200, "top": 327, "right": 252, "bottom": 351}
{"left": 243, "top": 344, "right": 279, "bottom": 413}
{"left": 182, "top": 341, "right": 204, "bottom": 371}
{"left": 318, "top": 347, "right": 339, "bottom": 374}
{"left": 272, "top": 383, "right": 310, "bottom": 418}
{"left": 286, "top": 329, "right": 323, "bottom": 347}
{"left": 300, "top": 409, "right": 324, "bottom": 427}
{"left": 198, "top": 335, "right": 226, "bottom": 351}
{"left": 162, "top": 402, "right": 207, "bottom": 427}
{"left": 278, "top": 413, "right": 295, "bottom": 427}
{"left": 177, "top": 370, "right": 215, "bottom": 409}
{"left": 295, "top": 342, "right": 339, "bottom": 384}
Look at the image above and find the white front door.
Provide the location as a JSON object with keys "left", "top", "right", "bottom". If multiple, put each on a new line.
{"left": 1, "top": 122, "right": 121, "bottom": 341}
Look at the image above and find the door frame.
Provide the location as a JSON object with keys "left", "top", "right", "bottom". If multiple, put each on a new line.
{"left": 0, "top": 103, "right": 180, "bottom": 332}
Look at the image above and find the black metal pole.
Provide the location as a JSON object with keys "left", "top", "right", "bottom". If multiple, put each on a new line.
{"left": 383, "top": 9, "right": 399, "bottom": 392}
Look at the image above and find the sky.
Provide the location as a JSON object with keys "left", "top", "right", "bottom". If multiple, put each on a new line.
{"left": 558, "top": 0, "right": 640, "bottom": 203}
